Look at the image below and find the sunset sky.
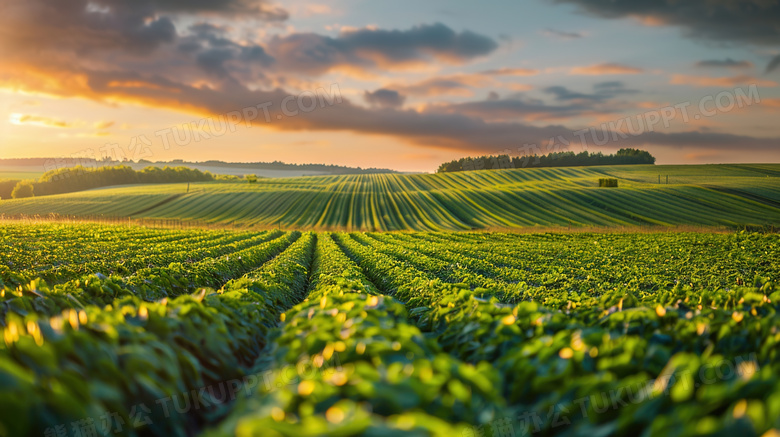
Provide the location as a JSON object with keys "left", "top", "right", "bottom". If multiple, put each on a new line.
{"left": 1, "top": 0, "right": 779, "bottom": 172}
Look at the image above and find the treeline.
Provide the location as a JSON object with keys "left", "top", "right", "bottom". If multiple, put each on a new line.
{"left": 0, "top": 158, "right": 398, "bottom": 175}
{"left": 437, "top": 148, "right": 656, "bottom": 173}
{"left": 3, "top": 165, "right": 213, "bottom": 199}
{"left": 172, "top": 159, "right": 398, "bottom": 174}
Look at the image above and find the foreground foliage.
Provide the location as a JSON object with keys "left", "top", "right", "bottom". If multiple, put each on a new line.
{"left": 1, "top": 224, "right": 779, "bottom": 436}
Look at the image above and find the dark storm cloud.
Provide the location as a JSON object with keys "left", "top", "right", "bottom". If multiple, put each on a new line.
{"left": 554, "top": 0, "right": 780, "bottom": 72}
{"left": 695, "top": 59, "right": 753, "bottom": 69}
{"left": 364, "top": 89, "right": 406, "bottom": 108}
{"left": 266, "top": 23, "right": 499, "bottom": 75}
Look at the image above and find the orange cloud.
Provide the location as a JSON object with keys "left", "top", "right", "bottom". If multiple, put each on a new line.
{"left": 108, "top": 80, "right": 182, "bottom": 93}
{"left": 632, "top": 15, "right": 666, "bottom": 27}
{"left": 636, "top": 101, "right": 670, "bottom": 109}
{"left": 9, "top": 113, "right": 73, "bottom": 128}
{"left": 570, "top": 63, "right": 643, "bottom": 75}
{"left": 383, "top": 71, "right": 534, "bottom": 97}
{"left": 94, "top": 121, "right": 115, "bottom": 129}
{"left": 506, "top": 83, "right": 534, "bottom": 91}
{"left": 670, "top": 74, "right": 778, "bottom": 88}
{"left": 758, "top": 98, "right": 780, "bottom": 109}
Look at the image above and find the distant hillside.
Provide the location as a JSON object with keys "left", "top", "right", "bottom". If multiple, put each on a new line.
{"left": 0, "top": 158, "right": 399, "bottom": 180}
{"left": 3, "top": 165, "right": 215, "bottom": 200}
{"left": 152, "top": 159, "right": 398, "bottom": 175}
{"left": 1, "top": 164, "right": 778, "bottom": 231}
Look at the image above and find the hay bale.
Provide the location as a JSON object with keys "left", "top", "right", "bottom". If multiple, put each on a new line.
{"left": 599, "top": 178, "right": 618, "bottom": 187}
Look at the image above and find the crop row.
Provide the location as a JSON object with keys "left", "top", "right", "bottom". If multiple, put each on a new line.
{"left": 0, "top": 225, "right": 268, "bottom": 287}
{"left": 208, "top": 233, "right": 504, "bottom": 436}
{"left": 0, "top": 231, "right": 317, "bottom": 436}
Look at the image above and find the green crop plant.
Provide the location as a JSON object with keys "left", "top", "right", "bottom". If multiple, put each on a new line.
{"left": 1, "top": 224, "right": 779, "bottom": 436}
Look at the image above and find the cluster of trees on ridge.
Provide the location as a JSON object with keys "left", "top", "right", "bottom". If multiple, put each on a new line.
{"left": 2, "top": 165, "right": 216, "bottom": 199}
{"left": 437, "top": 148, "right": 656, "bottom": 173}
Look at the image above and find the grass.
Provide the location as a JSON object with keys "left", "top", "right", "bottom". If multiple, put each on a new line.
{"left": 1, "top": 164, "right": 778, "bottom": 231}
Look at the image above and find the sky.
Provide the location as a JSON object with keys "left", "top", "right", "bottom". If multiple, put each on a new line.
{"left": 1, "top": 0, "right": 779, "bottom": 172}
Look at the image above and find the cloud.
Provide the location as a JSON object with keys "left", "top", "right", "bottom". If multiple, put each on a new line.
{"left": 125, "top": 0, "right": 289, "bottom": 20}
{"left": 760, "top": 98, "right": 780, "bottom": 110}
{"left": 384, "top": 74, "right": 495, "bottom": 97}
{"left": 0, "top": 0, "right": 177, "bottom": 55}
{"left": 94, "top": 121, "right": 115, "bottom": 129}
{"left": 179, "top": 23, "right": 275, "bottom": 78}
{"left": 543, "top": 82, "right": 637, "bottom": 102}
{"left": 632, "top": 131, "right": 780, "bottom": 151}
{"left": 5, "top": 60, "right": 780, "bottom": 156}
{"left": 3, "top": 0, "right": 778, "bottom": 159}
{"left": 364, "top": 89, "right": 406, "bottom": 108}
{"left": 542, "top": 28, "right": 584, "bottom": 40}
{"left": 593, "top": 81, "right": 640, "bottom": 96}
{"left": 695, "top": 59, "right": 753, "bottom": 69}
{"left": 381, "top": 70, "right": 536, "bottom": 98}
{"left": 768, "top": 55, "right": 780, "bottom": 74}
{"left": 554, "top": 0, "right": 780, "bottom": 72}
{"left": 437, "top": 96, "right": 596, "bottom": 122}
{"left": 544, "top": 86, "right": 600, "bottom": 102}
{"left": 9, "top": 113, "right": 74, "bottom": 128}
{"left": 266, "top": 23, "right": 498, "bottom": 75}
{"left": 480, "top": 68, "right": 540, "bottom": 76}
{"left": 570, "top": 63, "right": 643, "bottom": 75}
{"left": 670, "top": 74, "right": 778, "bottom": 88}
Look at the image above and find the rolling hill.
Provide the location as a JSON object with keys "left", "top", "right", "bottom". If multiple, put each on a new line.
{"left": 1, "top": 164, "right": 779, "bottom": 231}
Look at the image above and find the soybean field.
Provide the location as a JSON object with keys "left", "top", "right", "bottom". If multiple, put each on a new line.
{"left": 2, "top": 224, "right": 780, "bottom": 436}
{"left": 2, "top": 164, "right": 779, "bottom": 230}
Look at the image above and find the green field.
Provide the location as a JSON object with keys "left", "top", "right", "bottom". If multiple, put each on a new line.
{"left": 1, "top": 224, "right": 779, "bottom": 436}
{"left": 1, "top": 164, "right": 779, "bottom": 230}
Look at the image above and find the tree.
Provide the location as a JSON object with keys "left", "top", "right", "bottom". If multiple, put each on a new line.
{"left": 245, "top": 174, "right": 258, "bottom": 184}
{"left": 11, "top": 181, "right": 35, "bottom": 199}
{"left": 0, "top": 179, "right": 20, "bottom": 200}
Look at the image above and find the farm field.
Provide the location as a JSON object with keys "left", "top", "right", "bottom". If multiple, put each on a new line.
{"left": 0, "top": 165, "right": 45, "bottom": 181}
{"left": 1, "top": 224, "right": 779, "bottom": 436}
{"left": 1, "top": 164, "right": 779, "bottom": 231}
